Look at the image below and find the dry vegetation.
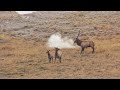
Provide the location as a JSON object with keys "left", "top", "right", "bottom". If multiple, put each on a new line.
{"left": 0, "top": 33, "right": 120, "bottom": 79}
{"left": 0, "top": 11, "right": 120, "bottom": 79}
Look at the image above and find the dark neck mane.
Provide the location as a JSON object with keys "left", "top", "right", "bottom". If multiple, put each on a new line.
{"left": 47, "top": 52, "right": 50, "bottom": 57}
{"left": 55, "top": 50, "right": 58, "bottom": 56}
{"left": 76, "top": 39, "right": 82, "bottom": 46}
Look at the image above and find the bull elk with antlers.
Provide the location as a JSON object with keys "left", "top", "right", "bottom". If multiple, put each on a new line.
{"left": 74, "top": 31, "right": 95, "bottom": 54}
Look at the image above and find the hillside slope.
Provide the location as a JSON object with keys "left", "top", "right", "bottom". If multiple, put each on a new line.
{"left": 0, "top": 11, "right": 120, "bottom": 79}
{"left": 0, "top": 11, "right": 120, "bottom": 41}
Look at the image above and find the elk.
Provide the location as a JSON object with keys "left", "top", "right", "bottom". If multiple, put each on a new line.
{"left": 46, "top": 50, "right": 54, "bottom": 63}
{"left": 74, "top": 31, "right": 95, "bottom": 54}
{"left": 54, "top": 47, "right": 62, "bottom": 63}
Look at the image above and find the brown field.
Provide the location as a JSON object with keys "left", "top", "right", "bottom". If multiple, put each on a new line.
{"left": 1, "top": 11, "right": 120, "bottom": 79}
{"left": 0, "top": 33, "right": 120, "bottom": 79}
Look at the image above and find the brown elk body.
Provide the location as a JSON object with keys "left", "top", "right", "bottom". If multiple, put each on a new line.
{"left": 46, "top": 50, "right": 54, "bottom": 63}
{"left": 74, "top": 31, "right": 95, "bottom": 54}
{"left": 55, "top": 48, "right": 62, "bottom": 63}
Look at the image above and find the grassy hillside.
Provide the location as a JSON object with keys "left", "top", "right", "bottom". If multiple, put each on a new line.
{"left": 0, "top": 11, "right": 120, "bottom": 79}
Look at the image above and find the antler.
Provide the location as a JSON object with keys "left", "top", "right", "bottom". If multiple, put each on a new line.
{"left": 77, "top": 30, "right": 80, "bottom": 39}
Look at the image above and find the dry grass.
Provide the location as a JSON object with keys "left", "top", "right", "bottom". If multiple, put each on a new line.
{"left": 0, "top": 34, "right": 120, "bottom": 79}
{"left": 1, "top": 11, "right": 120, "bottom": 79}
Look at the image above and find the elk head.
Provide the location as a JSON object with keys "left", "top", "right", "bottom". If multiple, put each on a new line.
{"left": 55, "top": 47, "right": 60, "bottom": 51}
{"left": 46, "top": 50, "right": 50, "bottom": 54}
{"left": 74, "top": 30, "right": 80, "bottom": 44}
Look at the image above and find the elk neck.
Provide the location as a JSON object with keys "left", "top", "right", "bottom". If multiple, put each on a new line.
{"left": 77, "top": 39, "right": 82, "bottom": 46}
{"left": 47, "top": 52, "right": 51, "bottom": 57}
{"left": 55, "top": 50, "right": 58, "bottom": 56}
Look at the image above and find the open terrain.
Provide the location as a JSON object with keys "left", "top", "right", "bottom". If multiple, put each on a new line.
{"left": 0, "top": 11, "right": 120, "bottom": 79}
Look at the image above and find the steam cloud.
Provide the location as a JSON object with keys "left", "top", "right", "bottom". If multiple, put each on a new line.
{"left": 47, "top": 32, "right": 78, "bottom": 49}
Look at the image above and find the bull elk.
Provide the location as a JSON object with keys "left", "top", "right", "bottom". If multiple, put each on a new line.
{"left": 74, "top": 31, "right": 95, "bottom": 54}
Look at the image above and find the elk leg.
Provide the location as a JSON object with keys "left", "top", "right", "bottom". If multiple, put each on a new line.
{"left": 59, "top": 57, "right": 61, "bottom": 63}
{"left": 51, "top": 57, "right": 53, "bottom": 63}
{"left": 49, "top": 58, "right": 51, "bottom": 63}
{"left": 52, "top": 57, "right": 54, "bottom": 63}
{"left": 83, "top": 48, "right": 85, "bottom": 54}
{"left": 92, "top": 47, "right": 94, "bottom": 53}
{"left": 81, "top": 48, "right": 82, "bottom": 54}
{"left": 54, "top": 57, "right": 56, "bottom": 63}
{"left": 81, "top": 50, "right": 82, "bottom": 54}
{"left": 81, "top": 48, "right": 84, "bottom": 54}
